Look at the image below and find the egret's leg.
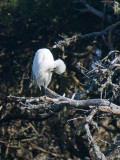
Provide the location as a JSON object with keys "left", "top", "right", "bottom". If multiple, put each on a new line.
{"left": 40, "top": 86, "right": 46, "bottom": 95}
{"left": 44, "top": 87, "right": 47, "bottom": 101}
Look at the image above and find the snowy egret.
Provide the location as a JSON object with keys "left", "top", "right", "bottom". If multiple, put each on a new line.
{"left": 31, "top": 48, "right": 66, "bottom": 90}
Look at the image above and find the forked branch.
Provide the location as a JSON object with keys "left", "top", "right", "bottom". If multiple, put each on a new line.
{"left": 8, "top": 88, "right": 120, "bottom": 115}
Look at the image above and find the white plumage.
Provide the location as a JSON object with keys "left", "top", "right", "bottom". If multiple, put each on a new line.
{"left": 31, "top": 48, "right": 66, "bottom": 89}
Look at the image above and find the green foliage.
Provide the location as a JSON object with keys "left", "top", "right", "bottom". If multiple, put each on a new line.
{"left": 114, "top": 1, "right": 120, "bottom": 15}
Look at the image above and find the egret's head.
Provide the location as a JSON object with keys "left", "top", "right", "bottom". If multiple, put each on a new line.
{"left": 54, "top": 59, "right": 66, "bottom": 74}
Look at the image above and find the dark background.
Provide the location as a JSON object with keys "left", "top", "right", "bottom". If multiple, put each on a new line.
{"left": 0, "top": 0, "right": 120, "bottom": 159}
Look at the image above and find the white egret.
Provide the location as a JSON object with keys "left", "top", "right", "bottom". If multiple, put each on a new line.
{"left": 31, "top": 48, "right": 66, "bottom": 90}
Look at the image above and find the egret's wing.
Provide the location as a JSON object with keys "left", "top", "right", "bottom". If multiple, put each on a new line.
{"left": 31, "top": 48, "right": 55, "bottom": 89}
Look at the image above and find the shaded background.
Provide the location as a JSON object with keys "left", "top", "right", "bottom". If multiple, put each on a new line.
{"left": 1, "top": 0, "right": 120, "bottom": 97}
{"left": 0, "top": 0, "right": 120, "bottom": 159}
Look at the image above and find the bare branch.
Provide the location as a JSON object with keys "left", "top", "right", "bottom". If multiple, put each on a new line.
{"left": 84, "top": 123, "right": 107, "bottom": 160}
{"left": 46, "top": 88, "right": 120, "bottom": 115}
{"left": 53, "top": 21, "right": 120, "bottom": 48}
{"left": 73, "top": 0, "right": 111, "bottom": 22}
{"left": 8, "top": 88, "right": 120, "bottom": 115}
{"left": 30, "top": 143, "right": 65, "bottom": 158}
{"left": 75, "top": 109, "right": 98, "bottom": 135}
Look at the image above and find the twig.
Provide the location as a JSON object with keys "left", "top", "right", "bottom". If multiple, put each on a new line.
{"left": 75, "top": 108, "right": 98, "bottom": 135}
{"left": 84, "top": 123, "right": 107, "bottom": 160}
{"left": 73, "top": 0, "right": 111, "bottom": 22}
{"left": 101, "top": 50, "right": 119, "bottom": 62}
{"left": 30, "top": 143, "right": 65, "bottom": 158}
{"left": 28, "top": 123, "right": 39, "bottom": 136}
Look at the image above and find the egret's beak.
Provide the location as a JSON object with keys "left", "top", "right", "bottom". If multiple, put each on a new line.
{"left": 52, "top": 68, "right": 57, "bottom": 72}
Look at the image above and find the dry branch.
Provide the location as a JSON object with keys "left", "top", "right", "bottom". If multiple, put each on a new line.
{"left": 8, "top": 88, "right": 120, "bottom": 115}
{"left": 73, "top": 0, "right": 111, "bottom": 22}
{"left": 75, "top": 108, "right": 98, "bottom": 135}
{"left": 84, "top": 123, "right": 107, "bottom": 160}
{"left": 46, "top": 88, "right": 120, "bottom": 115}
{"left": 53, "top": 21, "right": 120, "bottom": 48}
{"left": 30, "top": 143, "right": 65, "bottom": 158}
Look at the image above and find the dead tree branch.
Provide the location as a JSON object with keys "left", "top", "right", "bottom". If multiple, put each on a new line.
{"left": 8, "top": 89, "right": 120, "bottom": 115}
{"left": 84, "top": 123, "right": 107, "bottom": 160}
{"left": 75, "top": 108, "right": 98, "bottom": 135}
{"left": 73, "top": 0, "right": 111, "bottom": 22}
{"left": 53, "top": 21, "right": 120, "bottom": 48}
